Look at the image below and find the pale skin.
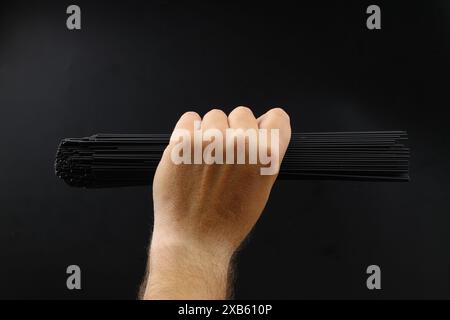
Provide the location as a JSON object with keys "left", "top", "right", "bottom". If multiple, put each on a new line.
{"left": 141, "top": 106, "right": 291, "bottom": 299}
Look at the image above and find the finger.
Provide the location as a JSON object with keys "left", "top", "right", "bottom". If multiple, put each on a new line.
{"left": 258, "top": 107, "right": 291, "bottom": 159}
{"left": 173, "top": 111, "right": 201, "bottom": 132}
{"left": 228, "top": 106, "right": 258, "bottom": 130}
{"left": 169, "top": 111, "right": 201, "bottom": 154}
{"left": 201, "top": 109, "right": 229, "bottom": 132}
{"left": 256, "top": 113, "right": 266, "bottom": 126}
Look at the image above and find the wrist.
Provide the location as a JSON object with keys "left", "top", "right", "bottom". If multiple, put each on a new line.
{"left": 150, "top": 235, "right": 234, "bottom": 269}
{"left": 144, "top": 231, "right": 234, "bottom": 299}
{"left": 150, "top": 223, "right": 237, "bottom": 261}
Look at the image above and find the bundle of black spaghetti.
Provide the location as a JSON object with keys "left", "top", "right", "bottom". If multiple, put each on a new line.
{"left": 55, "top": 131, "right": 410, "bottom": 188}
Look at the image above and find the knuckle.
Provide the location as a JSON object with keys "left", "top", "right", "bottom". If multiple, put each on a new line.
{"left": 205, "top": 108, "right": 226, "bottom": 117}
{"left": 231, "top": 106, "right": 252, "bottom": 115}
{"left": 182, "top": 111, "right": 200, "bottom": 119}
{"left": 268, "top": 107, "right": 290, "bottom": 120}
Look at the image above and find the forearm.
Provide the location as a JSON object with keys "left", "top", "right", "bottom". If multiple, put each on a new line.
{"left": 142, "top": 236, "right": 233, "bottom": 300}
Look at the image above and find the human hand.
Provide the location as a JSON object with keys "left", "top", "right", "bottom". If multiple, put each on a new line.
{"left": 143, "top": 106, "right": 291, "bottom": 299}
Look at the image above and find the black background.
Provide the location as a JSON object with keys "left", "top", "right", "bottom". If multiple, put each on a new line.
{"left": 1, "top": 0, "right": 449, "bottom": 299}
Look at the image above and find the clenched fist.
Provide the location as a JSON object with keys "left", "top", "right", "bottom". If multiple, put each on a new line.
{"left": 142, "top": 106, "right": 291, "bottom": 299}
